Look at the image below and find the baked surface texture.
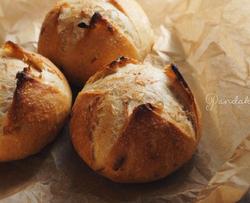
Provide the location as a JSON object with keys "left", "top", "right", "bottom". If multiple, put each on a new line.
{"left": 0, "top": 41, "right": 72, "bottom": 162}
{"left": 70, "top": 58, "right": 200, "bottom": 183}
{"left": 38, "top": 0, "right": 154, "bottom": 86}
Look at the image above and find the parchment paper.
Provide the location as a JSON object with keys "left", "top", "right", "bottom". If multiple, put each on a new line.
{"left": 0, "top": 0, "right": 250, "bottom": 202}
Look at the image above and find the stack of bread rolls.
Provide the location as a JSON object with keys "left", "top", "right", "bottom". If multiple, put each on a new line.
{"left": 0, "top": 0, "right": 200, "bottom": 183}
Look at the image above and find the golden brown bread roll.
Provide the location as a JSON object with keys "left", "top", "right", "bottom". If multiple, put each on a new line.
{"left": 38, "top": 0, "right": 154, "bottom": 86}
{"left": 70, "top": 57, "right": 200, "bottom": 183}
{"left": 0, "top": 41, "right": 72, "bottom": 162}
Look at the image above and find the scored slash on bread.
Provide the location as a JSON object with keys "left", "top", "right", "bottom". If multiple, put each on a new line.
{"left": 77, "top": 12, "right": 109, "bottom": 30}
{"left": 165, "top": 64, "right": 200, "bottom": 139}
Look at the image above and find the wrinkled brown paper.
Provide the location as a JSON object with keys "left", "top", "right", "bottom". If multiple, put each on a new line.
{"left": 0, "top": 0, "right": 250, "bottom": 202}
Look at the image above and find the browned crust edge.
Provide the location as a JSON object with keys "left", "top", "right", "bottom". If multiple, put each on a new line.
{"left": 86, "top": 56, "right": 138, "bottom": 85}
{"left": 3, "top": 41, "right": 43, "bottom": 72}
{"left": 165, "top": 64, "right": 201, "bottom": 140}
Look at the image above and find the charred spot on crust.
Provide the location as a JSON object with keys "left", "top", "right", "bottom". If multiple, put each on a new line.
{"left": 109, "top": 56, "right": 125, "bottom": 66}
{"left": 144, "top": 103, "right": 155, "bottom": 111}
{"left": 87, "top": 57, "right": 136, "bottom": 84}
{"left": 14, "top": 67, "right": 40, "bottom": 103}
{"left": 78, "top": 22, "right": 89, "bottom": 29}
{"left": 107, "top": 24, "right": 114, "bottom": 33}
{"left": 171, "top": 64, "right": 189, "bottom": 89}
{"left": 89, "top": 12, "right": 103, "bottom": 29}
{"left": 78, "top": 12, "right": 102, "bottom": 29}
{"left": 78, "top": 12, "right": 115, "bottom": 33}
{"left": 109, "top": 56, "right": 129, "bottom": 68}
{"left": 16, "top": 67, "right": 33, "bottom": 88}
{"left": 132, "top": 103, "right": 156, "bottom": 121}
{"left": 113, "top": 155, "right": 126, "bottom": 171}
{"left": 137, "top": 103, "right": 155, "bottom": 113}
{"left": 166, "top": 64, "right": 195, "bottom": 109}
{"left": 9, "top": 67, "right": 35, "bottom": 121}
{"left": 132, "top": 103, "right": 163, "bottom": 122}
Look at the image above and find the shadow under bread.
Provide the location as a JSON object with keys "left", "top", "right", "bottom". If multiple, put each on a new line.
{"left": 49, "top": 125, "right": 211, "bottom": 203}
{"left": 0, "top": 145, "right": 51, "bottom": 199}
{"left": 0, "top": 123, "right": 69, "bottom": 200}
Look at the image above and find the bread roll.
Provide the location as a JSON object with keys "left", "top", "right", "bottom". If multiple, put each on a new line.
{"left": 38, "top": 0, "right": 154, "bottom": 86}
{"left": 0, "top": 41, "right": 72, "bottom": 162}
{"left": 70, "top": 57, "right": 200, "bottom": 183}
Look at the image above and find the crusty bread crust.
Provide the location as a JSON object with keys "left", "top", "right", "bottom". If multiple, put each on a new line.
{"left": 0, "top": 41, "right": 72, "bottom": 162}
{"left": 38, "top": 0, "right": 154, "bottom": 86}
{"left": 70, "top": 58, "right": 200, "bottom": 183}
